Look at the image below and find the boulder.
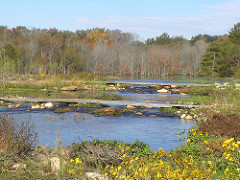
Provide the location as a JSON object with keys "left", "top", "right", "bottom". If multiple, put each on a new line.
{"left": 149, "top": 115, "right": 157, "bottom": 117}
{"left": 8, "top": 104, "right": 14, "bottom": 108}
{"left": 89, "top": 107, "right": 123, "bottom": 116}
{"left": 106, "top": 86, "right": 117, "bottom": 91}
{"left": 135, "top": 112, "right": 143, "bottom": 116}
{"left": 45, "top": 102, "right": 54, "bottom": 108}
{"left": 180, "top": 114, "right": 186, "bottom": 119}
{"left": 12, "top": 163, "right": 26, "bottom": 170}
{"left": 50, "top": 157, "right": 61, "bottom": 173}
{"left": 185, "top": 115, "right": 193, "bottom": 120}
{"left": 85, "top": 172, "right": 107, "bottom": 180}
{"left": 157, "top": 89, "right": 169, "bottom": 93}
{"left": 126, "top": 105, "right": 136, "bottom": 109}
{"left": 235, "top": 83, "right": 240, "bottom": 88}
{"left": 146, "top": 106, "right": 152, "bottom": 108}
{"left": 32, "top": 104, "right": 40, "bottom": 109}
{"left": 54, "top": 108, "right": 75, "bottom": 113}
{"left": 61, "top": 86, "right": 78, "bottom": 91}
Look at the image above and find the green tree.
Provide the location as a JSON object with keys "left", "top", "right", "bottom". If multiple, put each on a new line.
{"left": 229, "top": 22, "right": 240, "bottom": 45}
{"left": 201, "top": 39, "right": 240, "bottom": 77}
{"left": 201, "top": 41, "right": 221, "bottom": 77}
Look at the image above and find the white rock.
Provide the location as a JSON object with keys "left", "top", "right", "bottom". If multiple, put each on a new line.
{"left": 45, "top": 102, "right": 54, "bottom": 108}
{"left": 180, "top": 114, "right": 186, "bottom": 119}
{"left": 85, "top": 172, "right": 107, "bottom": 180}
{"left": 157, "top": 89, "right": 169, "bottom": 93}
{"left": 32, "top": 104, "right": 40, "bottom": 109}
{"left": 235, "top": 83, "right": 240, "bottom": 88}
{"left": 175, "top": 111, "right": 181, "bottom": 114}
{"left": 12, "top": 163, "right": 26, "bottom": 170}
{"left": 50, "top": 157, "right": 61, "bottom": 172}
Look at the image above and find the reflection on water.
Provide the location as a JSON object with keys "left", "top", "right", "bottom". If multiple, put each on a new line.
{"left": 8, "top": 109, "right": 195, "bottom": 151}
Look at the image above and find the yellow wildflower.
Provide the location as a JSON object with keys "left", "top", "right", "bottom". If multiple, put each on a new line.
{"left": 75, "top": 158, "right": 82, "bottom": 164}
{"left": 203, "top": 140, "right": 208, "bottom": 144}
{"left": 68, "top": 168, "right": 75, "bottom": 174}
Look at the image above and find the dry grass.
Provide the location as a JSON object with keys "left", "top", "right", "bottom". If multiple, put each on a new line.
{"left": 0, "top": 114, "right": 37, "bottom": 156}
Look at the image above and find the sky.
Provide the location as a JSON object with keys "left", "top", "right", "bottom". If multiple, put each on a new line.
{"left": 0, "top": 0, "right": 240, "bottom": 40}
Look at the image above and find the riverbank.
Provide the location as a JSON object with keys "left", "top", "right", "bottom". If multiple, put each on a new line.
{"left": 1, "top": 112, "right": 240, "bottom": 179}
{"left": 1, "top": 79, "right": 240, "bottom": 179}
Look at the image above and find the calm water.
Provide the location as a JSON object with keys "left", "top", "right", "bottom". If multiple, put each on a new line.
{"left": 0, "top": 79, "right": 197, "bottom": 151}
{"left": 1, "top": 106, "right": 195, "bottom": 152}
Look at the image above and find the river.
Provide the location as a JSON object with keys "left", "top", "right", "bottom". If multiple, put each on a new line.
{"left": 0, "top": 80, "right": 196, "bottom": 151}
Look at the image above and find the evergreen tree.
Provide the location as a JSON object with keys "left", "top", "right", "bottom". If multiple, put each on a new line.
{"left": 229, "top": 22, "right": 240, "bottom": 45}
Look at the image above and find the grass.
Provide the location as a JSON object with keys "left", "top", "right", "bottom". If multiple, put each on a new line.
{"left": 0, "top": 113, "right": 37, "bottom": 156}
{"left": 175, "top": 86, "right": 240, "bottom": 114}
{"left": 178, "top": 95, "right": 212, "bottom": 105}
{"left": 174, "top": 76, "right": 235, "bottom": 84}
{"left": 1, "top": 111, "right": 240, "bottom": 179}
{"left": 2, "top": 75, "right": 240, "bottom": 178}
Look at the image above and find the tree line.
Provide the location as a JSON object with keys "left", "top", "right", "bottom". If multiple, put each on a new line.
{"left": 0, "top": 25, "right": 226, "bottom": 77}
{"left": 201, "top": 22, "right": 240, "bottom": 77}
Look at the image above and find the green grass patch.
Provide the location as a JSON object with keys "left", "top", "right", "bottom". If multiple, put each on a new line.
{"left": 178, "top": 96, "right": 212, "bottom": 105}
{"left": 159, "top": 107, "right": 179, "bottom": 113}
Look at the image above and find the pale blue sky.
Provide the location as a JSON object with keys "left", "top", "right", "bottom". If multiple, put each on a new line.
{"left": 0, "top": 0, "right": 239, "bottom": 40}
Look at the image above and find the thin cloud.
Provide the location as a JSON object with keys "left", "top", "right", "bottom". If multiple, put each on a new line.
{"left": 1, "top": 0, "right": 239, "bottom": 40}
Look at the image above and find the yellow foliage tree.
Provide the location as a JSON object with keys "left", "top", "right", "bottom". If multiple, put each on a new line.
{"left": 86, "top": 29, "right": 114, "bottom": 47}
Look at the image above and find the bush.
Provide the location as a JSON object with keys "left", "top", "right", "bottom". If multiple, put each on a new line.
{"left": 70, "top": 139, "right": 154, "bottom": 166}
{"left": 0, "top": 114, "right": 37, "bottom": 156}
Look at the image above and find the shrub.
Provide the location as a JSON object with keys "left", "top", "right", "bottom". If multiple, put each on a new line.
{"left": 0, "top": 114, "right": 37, "bottom": 156}
{"left": 70, "top": 139, "right": 154, "bottom": 166}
